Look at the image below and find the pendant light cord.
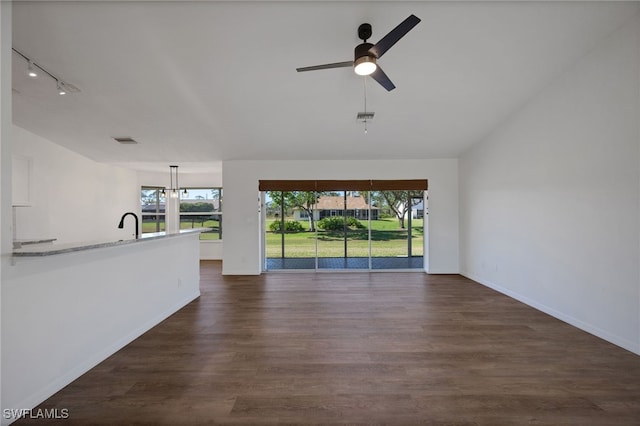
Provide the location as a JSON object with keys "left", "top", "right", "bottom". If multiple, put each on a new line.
{"left": 363, "top": 77, "right": 368, "bottom": 134}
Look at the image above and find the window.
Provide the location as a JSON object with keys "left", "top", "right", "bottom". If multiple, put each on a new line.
{"left": 260, "top": 180, "right": 427, "bottom": 271}
{"left": 141, "top": 187, "right": 165, "bottom": 234}
{"left": 180, "top": 188, "right": 222, "bottom": 240}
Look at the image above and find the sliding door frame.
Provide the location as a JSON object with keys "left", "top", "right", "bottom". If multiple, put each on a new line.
{"left": 260, "top": 180, "right": 428, "bottom": 272}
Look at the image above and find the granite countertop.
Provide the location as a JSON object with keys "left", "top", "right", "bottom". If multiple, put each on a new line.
{"left": 13, "top": 238, "right": 57, "bottom": 249}
{"left": 12, "top": 228, "right": 206, "bottom": 257}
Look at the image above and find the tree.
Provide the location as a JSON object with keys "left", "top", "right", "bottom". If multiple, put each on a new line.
{"left": 180, "top": 202, "right": 214, "bottom": 227}
{"left": 268, "top": 191, "right": 321, "bottom": 232}
{"left": 141, "top": 189, "right": 158, "bottom": 205}
{"left": 210, "top": 188, "right": 222, "bottom": 211}
{"left": 371, "top": 191, "right": 423, "bottom": 229}
{"left": 180, "top": 202, "right": 214, "bottom": 213}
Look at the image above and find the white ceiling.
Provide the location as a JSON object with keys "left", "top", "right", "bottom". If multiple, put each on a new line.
{"left": 11, "top": 1, "right": 639, "bottom": 173}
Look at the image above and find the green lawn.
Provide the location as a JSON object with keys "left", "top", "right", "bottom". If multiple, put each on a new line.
{"left": 141, "top": 216, "right": 424, "bottom": 250}
{"left": 266, "top": 217, "right": 423, "bottom": 258}
{"left": 142, "top": 219, "right": 221, "bottom": 240}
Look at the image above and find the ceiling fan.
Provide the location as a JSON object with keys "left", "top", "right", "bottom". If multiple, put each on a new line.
{"left": 296, "top": 14, "right": 421, "bottom": 91}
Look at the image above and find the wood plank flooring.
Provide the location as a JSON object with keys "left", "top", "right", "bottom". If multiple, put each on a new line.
{"left": 17, "top": 261, "right": 640, "bottom": 425}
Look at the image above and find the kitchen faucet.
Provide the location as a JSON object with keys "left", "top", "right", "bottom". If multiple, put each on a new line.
{"left": 118, "top": 212, "right": 139, "bottom": 239}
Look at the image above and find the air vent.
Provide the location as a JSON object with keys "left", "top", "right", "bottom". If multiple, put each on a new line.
{"left": 356, "top": 112, "right": 374, "bottom": 121}
{"left": 113, "top": 137, "right": 138, "bottom": 145}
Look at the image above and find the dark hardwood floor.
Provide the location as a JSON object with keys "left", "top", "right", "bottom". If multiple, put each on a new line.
{"left": 18, "top": 261, "right": 640, "bottom": 425}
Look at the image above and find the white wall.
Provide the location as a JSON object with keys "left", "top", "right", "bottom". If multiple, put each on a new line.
{"left": 222, "top": 159, "right": 459, "bottom": 275}
{"left": 0, "top": 2, "right": 11, "bottom": 256}
{"left": 0, "top": 0, "right": 13, "bottom": 415}
{"left": 1, "top": 234, "right": 201, "bottom": 424}
{"left": 459, "top": 16, "right": 640, "bottom": 354}
{"left": 12, "top": 126, "right": 139, "bottom": 243}
{"left": 199, "top": 241, "right": 222, "bottom": 260}
{"left": 137, "top": 169, "right": 222, "bottom": 190}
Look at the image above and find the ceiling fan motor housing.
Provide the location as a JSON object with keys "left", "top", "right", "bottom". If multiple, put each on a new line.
{"left": 355, "top": 42, "right": 375, "bottom": 60}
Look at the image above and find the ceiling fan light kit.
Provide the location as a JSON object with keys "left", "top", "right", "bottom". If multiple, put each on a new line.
{"left": 353, "top": 51, "right": 377, "bottom": 76}
{"left": 296, "top": 14, "right": 421, "bottom": 91}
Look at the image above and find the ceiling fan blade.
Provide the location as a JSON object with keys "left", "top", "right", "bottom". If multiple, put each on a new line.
{"left": 296, "top": 61, "right": 353, "bottom": 72}
{"left": 369, "top": 14, "right": 421, "bottom": 59}
{"left": 370, "top": 66, "right": 396, "bottom": 91}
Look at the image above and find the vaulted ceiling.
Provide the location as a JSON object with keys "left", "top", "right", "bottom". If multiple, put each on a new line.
{"left": 11, "top": 1, "right": 639, "bottom": 172}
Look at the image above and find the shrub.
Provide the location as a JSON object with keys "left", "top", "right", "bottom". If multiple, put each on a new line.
{"left": 317, "top": 217, "right": 365, "bottom": 230}
{"left": 317, "top": 217, "right": 340, "bottom": 230}
{"left": 352, "top": 217, "right": 367, "bottom": 229}
{"left": 269, "top": 220, "right": 305, "bottom": 233}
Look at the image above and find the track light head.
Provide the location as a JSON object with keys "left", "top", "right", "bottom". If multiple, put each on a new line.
{"left": 13, "top": 48, "right": 81, "bottom": 96}
{"left": 27, "top": 61, "right": 37, "bottom": 78}
{"left": 57, "top": 81, "right": 67, "bottom": 95}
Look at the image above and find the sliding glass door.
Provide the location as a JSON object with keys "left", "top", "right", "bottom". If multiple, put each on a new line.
{"left": 265, "top": 191, "right": 317, "bottom": 270}
{"left": 370, "top": 190, "right": 424, "bottom": 269}
{"left": 316, "top": 191, "right": 370, "bottom": 270}
{"left": 260, "top": 180, "right": 427, "bottom": 271}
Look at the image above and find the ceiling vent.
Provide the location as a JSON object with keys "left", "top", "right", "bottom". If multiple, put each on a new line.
{"left": 113, "top": 137, "right": 138, "bottom": 145}
{"left": 356, "top": 112, "right": 374, "bottom": 121}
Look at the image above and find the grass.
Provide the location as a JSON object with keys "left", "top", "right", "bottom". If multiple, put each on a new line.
{"left": 142, "top": 220, "right": 221, "bottom": 240}
{"left": 141, "top": 217, "right": 424, "bottom": 250}
{"left": 266, "top": 217, "right": 423, "bottom": 258}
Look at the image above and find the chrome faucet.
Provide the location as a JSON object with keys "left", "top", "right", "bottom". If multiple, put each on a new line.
{"left": 118, "top": 212, "right": 139, "bottom": 239}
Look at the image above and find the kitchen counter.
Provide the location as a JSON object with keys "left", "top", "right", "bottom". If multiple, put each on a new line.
{"left": 12, "top": 228, "right": 206, "bottom": 256}
{"left": 4, "top": 228, "right": 202, "bottom": 413}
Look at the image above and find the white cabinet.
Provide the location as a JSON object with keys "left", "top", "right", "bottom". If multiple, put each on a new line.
{"left": 12, "top": 155, "right": 32, "bottom": 206}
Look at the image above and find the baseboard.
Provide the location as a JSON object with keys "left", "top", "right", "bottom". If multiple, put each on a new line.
{"left": 463, "top": 273, "right": 640, "bottom": 356}
{"left": 222, "top": 269, "right": 261, "bottom": 276}
{"left": 5, "top": 290, "right": 200, "bottom": 425}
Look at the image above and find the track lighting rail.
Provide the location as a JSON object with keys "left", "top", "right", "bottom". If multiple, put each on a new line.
{"left": 12, "top": 47, "right": 80, "bottom": 95}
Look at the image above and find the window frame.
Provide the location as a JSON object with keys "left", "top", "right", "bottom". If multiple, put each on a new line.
{"left": 140, "top": 186, "right": 165, "bottom": 234}
{"left": 179, "top": 187, "right": 223, "bottom": 240}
